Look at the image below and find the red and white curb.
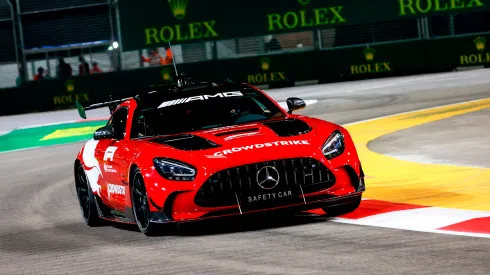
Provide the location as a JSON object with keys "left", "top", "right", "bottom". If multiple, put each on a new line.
{"left": 309, "top": 199, "right": 490, "bottom": 238}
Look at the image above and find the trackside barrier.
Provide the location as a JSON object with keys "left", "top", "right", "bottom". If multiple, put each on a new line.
{"left": 0, "top": 34, "right": 489, "bottom": 116}
{"left": 117, "top": 0, "right": 490, "bottom": 51}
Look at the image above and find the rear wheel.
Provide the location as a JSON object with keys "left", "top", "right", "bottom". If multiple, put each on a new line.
{"left": 322, "top": 196, "right": 361, "bottom": 217}
{"left": 131, "top": 168, "right": 160, "bottom": 236}
{"left": 75, "top": 163, "right": 101, "bottom": 226}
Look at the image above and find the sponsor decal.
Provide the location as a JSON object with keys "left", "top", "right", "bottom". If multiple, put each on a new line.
{"left": 248, "top": 190, "right": 293, "bottom": 202}
{"left": 104, "top": 146, "right": 118, "bottom": 161}
{"left": 103, "top": 164, "right": 117, "bottom": 173}
{"left": 81, "top": 139, "right": 102, "bottom": 195}
{"left": 212, "top": 140, "right": 310, "bottom": 156}
{"left": 350, "top": 46, "right": 392, "bottom": 75}
{"left": 460, "top": 36, "right": 490, "bottom": 65}
{"left": 157, "top": 91, "right": 243, "bottom": 108}
{"left": 107, "top": 183, "right": 125, "bottom": 195}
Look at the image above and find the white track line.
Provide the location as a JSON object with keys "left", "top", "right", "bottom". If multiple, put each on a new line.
{"left": 17, "top": 120, "right": 80, "bottom": 130}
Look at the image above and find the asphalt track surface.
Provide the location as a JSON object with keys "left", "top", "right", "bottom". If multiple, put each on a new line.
{"left": 370, "top": 108, "right": 490, "bottom": 168}
{"left": 1, "top": 70, "right": 490, "bottom": 274}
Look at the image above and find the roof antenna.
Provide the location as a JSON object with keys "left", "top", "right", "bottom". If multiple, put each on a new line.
{"left": 108, "top": 94, "right": 115, "bottom": 114}
{"left": 168, "top": 42, "right": 182, "bottom": 87}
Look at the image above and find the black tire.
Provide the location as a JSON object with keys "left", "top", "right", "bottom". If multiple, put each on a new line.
{"left": 322, "top": 196, "right": 362, "bottom": 217}
{"left": 75, "top": 163, "right": 102, "bottom": 226}
{"left": 131, "top": 168, "right": 160, "bottom": 236}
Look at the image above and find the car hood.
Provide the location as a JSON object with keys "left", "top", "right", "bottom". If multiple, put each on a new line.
{"left": 140, "top": 117, "right": 338, "bottom": 169}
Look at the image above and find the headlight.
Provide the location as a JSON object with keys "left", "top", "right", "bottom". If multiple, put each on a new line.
{"left": 322, "top": 130, "right": 345, "bottom": 160}
{"left": 153, "top": 158, "right": 196, "bottom": 181}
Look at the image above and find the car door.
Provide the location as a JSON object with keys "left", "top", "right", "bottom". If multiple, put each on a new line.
{"left": 98, "top": 107, "right": 130, "bottom": 211}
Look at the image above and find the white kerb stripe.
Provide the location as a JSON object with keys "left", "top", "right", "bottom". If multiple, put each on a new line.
{"left": 333, "top": 207, "right": 490, "bottom": 231}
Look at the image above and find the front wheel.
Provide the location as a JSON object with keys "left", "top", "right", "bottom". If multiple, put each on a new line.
{"left": 131, "top": 168, "right": 160, "bottom": 236}
{"left": 322, "top": 196, "right": 361, "bottom": 217}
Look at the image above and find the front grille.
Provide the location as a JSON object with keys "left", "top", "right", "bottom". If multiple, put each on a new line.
{"left": 194, "top": 158, "right": 336, "bottom": 207}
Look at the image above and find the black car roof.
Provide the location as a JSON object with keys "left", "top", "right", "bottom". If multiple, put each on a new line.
{"left": 135, "top": 82, "right": 258, "bottom": 109}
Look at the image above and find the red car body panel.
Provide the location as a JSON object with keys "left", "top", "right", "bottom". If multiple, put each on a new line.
{"left": 75, "top": 83, "right": 365, "bottom": 225}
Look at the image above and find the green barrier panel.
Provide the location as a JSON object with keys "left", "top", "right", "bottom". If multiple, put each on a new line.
{"left": 217, "top": 51, "right": 316, "bottom": 86}
{"left": 316, "top": 40, "right": 427, "bottom": 82}
{"left": 425, "top": 33, "right": 490, "bottom": 71}
{"left": 118, "top": 0, "right": 490, "bottom": 51}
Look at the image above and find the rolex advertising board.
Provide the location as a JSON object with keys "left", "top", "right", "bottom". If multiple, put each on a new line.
{"left": 425, "top": 34, "right": 490, "bottom": 70}
{"left": 53, "top": 79, "right": 90, "bottom": 106}
{"left": 217, "top": 52, "right": 315, "bottom": 86}
{"left": 118, "top": 0, "right": 489, "bottom": 51}
{"left": 315, "top": 41, "right": 426, "bottom": 81}
{"left": 461, "top": 36, "right": 490, "bottom": 66}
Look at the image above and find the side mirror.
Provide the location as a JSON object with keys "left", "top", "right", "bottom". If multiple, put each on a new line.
{"left": 94, "top": 124, "right": 115, "bottom": 140}
{"left": 286, "top": 97, "right": 306, "bottom": 114}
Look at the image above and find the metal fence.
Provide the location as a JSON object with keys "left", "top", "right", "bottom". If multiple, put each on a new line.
{"left": 0, "top": 2, "right": 489, "bottom": 89}
{"left": 0, "top": 0, "right": 113, "bottom": 88}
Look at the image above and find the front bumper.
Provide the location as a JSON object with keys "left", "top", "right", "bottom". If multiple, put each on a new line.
{"left": 147, "top": 157, "right": 365, "bottom": 224}
{"left": 150, "top": 191, "right": 364, "bottom": 224}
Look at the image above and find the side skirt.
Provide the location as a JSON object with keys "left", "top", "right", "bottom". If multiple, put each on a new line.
{"left": 93, "top": 194, "right": 134, "bottom": 224}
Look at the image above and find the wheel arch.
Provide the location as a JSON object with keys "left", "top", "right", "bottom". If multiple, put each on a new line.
{"left": 74, "top": 159, "right": 81, "bottom": 175}
{"left": 128, "top": 164, "right": 139, "bottom": 189}
{"left": 123, "top": 163, "right": 140, "bottom": 223}
{"left": 74, "top": 158, "right": 85, "bottom": 185}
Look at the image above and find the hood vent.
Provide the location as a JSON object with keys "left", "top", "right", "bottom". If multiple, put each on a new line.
{"left": 150, "top": 134, "right": 220, "bottom": 151}
{"left": 262, "top": 118, "right": 312, "bottom": 137}
{"left": 214, "top": 127, "right": 260, "bottom": 137}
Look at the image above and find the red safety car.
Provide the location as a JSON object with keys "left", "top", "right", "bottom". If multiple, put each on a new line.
{"left": 74, "top": 79, "right": 365, "bottom": 235}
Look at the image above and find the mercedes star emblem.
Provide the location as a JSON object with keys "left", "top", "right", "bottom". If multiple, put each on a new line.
{"left": 256, "top": 166, "right": 280, "bottom": 190}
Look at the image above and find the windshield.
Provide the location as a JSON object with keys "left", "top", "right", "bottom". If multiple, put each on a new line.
{"left": 131, "top": 88, "right": 286, "bottom": 138}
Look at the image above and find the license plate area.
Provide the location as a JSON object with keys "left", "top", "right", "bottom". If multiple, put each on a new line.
{"left": 238, "top": 187, "right": 303, "bottom": 212}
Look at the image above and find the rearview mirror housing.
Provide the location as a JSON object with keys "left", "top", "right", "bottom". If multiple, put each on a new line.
{"left": 93, "top": 124, "right": 115, "bottom": 140}
{"left": 286, "top": 97, "right": 306, "bottom": 114}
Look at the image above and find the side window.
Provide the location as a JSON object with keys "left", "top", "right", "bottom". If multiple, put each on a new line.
{"left": 130, "top": 109, "right": 143, "bottom": 139}
{"left": 108, "top": 108, "right": 128, "bottom": 140}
